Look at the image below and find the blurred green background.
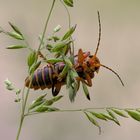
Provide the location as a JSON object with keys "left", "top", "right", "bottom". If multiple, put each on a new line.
{"left": 1, "top": 0, "right": 140, "bottom": 140}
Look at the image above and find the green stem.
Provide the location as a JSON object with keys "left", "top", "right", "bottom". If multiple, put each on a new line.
{"left": 16, "top": 115, "right": 24, "bottom": 140}
{"left": 16, "top": 1, "right": 56, "bottom": 139}
{"left": 60, "top": 0, "right": 71, "bottom": 28}
{"left": 16, "top": 80, "right": 32, "bottom": 140}
{"left": 24, "top": 107, "right": 138, "bottom": 117}
{"left": 60, "top": 0, "right": 75, "bottom": 61}
{"left": 38, "top": 0, "right": 56, "bottom": 51}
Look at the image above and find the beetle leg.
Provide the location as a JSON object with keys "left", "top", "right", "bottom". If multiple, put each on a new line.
{"left": 52, "top": 82, "right": 62, "bottom": 96}
{"left": 84, "top": 74, "right": 92, "bottom": 87}
{"left": 76, "top": 74, "right": 92, "bottom": 87}
{"left": 77, "top": 49, "right": 85, "bottom": 65}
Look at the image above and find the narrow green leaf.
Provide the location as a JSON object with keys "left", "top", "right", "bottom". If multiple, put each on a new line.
{"left": 7, "top": 31, "right": 24, "bottom": 40}
{"left": 47, "top": 107, "right": 60, "bottom": 112}
{"left": 7, "top": 45, "right": 27, "bottom": 49}
{"left": 66, "top": 71, "right": 71, "bottom": 89}
{"left": 14, "top": 98, "right": 21, "bottom": 102}
{"left": 101, "top": 113, "right": 114, "bottom": 121}
{"left": 47, "top": 35, "right": 60, "bottom": 42}
{"left": 58, "top": 64, "right": 69, "bottom": 80}
{"left": 62, "top": 25, "right": 76, "bottom": 40}
{"left": 84, "top": 112, "right": 101, "bottom": 134}
{"left": 53, "top": 25, "right": 61, "bottom": 32}
{"left": 125, "top": 109, "right": 140, "bottom": 122}
{"left": 70, "top": 70, "right": 78, "bottom": 79}
{"left": 90, "top": 112, "right": 107, "bottom": 121}
{"left": 100, "top": 113, "right": 114, "bottom": 120}
{"left": 29, "top": 61, "right": 41, "bottom": 74}
{"left": 100, "top": 113, "right": 120, "bottom": 125}
{"left": 64, "top": 57, "right": 73, "bottom": 68}
{"left": 44, "top": 95, "right": 63, "bottom": 106}
{"left": 5, "top": 85, "right": 14, "bottom": 91}
{"left": 71, "top": 80, "right": 79, "bottom": 92}
{"left": 136, "top": 108, "right": 140, "bottom": 113}
{"left": 46, "top": 44, "right": 53, "bottom": 50}
{"left": 69, "top": 86, "right": 76, "bottom": 102}
{"left": 106, "top": 109, "right": 120, "bottom": 125}
{"left": 35, "top": 105, "right": 49, "bottom": 112}
{"left": 44, "top": 100, "right": 54, "bottom": 106}
{"left": 52, "top": 95, "right": 63, "bottom": 102}
{"left": 51, "top": 42, "right": 66, "bottom": 52}
{"left": 28, "top": 94, "right": 47, "bottom": 110}
{"left": 27, "top": 51, "right": 37, "bottom": 68}
{"left": 4, "top": 78, "right": 12, "bottom": 86}
{"left": 15, "top": 89, "right": 21, "bottom": 95}
{"left": 35, "top": 106, "right": 59, "bottom": 112}
{"left": 63, "top": 0, "right": 73, "bottom": 7}
{"left": 29, "top": 100, "right": 45, "bottom": 111}
{"left": 8, "top": 22, "right": 23, "bottom": 36}
{"left": 47, "top": 58, "right": 63, "bottom": 63}
{"left": 111, "top": 108, "right": 128, "bottom": 118}
{"left": 82, "top": 82, "right": 90, "bottom": 100}
{"left": 35, "top": 94, "right": 47, "bottom": 102}
{"left": 52, "top": 36, "right": 60, "bottom": 42}
{"left": 51, "top": 40, "right": 72, "bottom": 52}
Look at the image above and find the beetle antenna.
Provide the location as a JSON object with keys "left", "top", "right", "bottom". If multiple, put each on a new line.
{"left": 94, "top": 11, "right": 101, "bottom": 56}
{"left": 100, "top": 64, "right": 124, "bottom": 86}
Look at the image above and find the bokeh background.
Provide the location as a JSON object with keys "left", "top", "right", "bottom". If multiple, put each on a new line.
{"left": 1, "top": 0, "right": 140, "bottom": 140}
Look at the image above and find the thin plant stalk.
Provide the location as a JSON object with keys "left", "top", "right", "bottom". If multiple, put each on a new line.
{"left": 59, "top": 0, "right": 75, "bottom": 61}
{"left": 16, "top": 0, "right": 56, "bottom": 140}
{"left": 24, "top": 107, "right": 135, "bottom": 117}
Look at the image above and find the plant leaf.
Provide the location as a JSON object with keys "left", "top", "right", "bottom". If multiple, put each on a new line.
{"left": 90, "top": 112, "right": 107, "bottom": 121}
{"left": 27, "top": 51, "right": 37, "bottom": 68}
{"left": 58, "top": 64, "right": 69, "bottom": 80}
{"left": 51, "top": 40, "right": 71, "bottom": 52}
{"left": 66, "top": 71, "right": 71, "bottom": 88}
{"left": 8, "top": 22, "right": 23, "bottom": 36}
{"left": 63, "top": 0, "right": 74, "bottom": 7}
{"left": 136, "top": 108, "right": 140, "bottom": 113}
{"left": 4, "top": 78, "right": 12, "bottom": 86}
{"left": 44, "top": 95, "right": 63, "bottom": 106}
{"left": 53, "top": 25, "right": 61, "bottom": 32}
{"left": 52, "top": 95, "right": 63, "bottom": 102}
{"left": 47, "top": 107, "right": 60, "bottom": 112}
{"left": 62, "top": 25, "right": 76, "bottom": 40}
{"left": 125, "top": 109, "right": 140, "bottom": 122}
{"left": 111, "top": 108, "right": 128, "bottom": 118}
{"left": 100, "top": 113, "right": 120, "bottom": 125}
{"left": 69, "top": 86, "right": 76, "bottom": 102}
{"left": 29, "top": 61, "right": 41, "bottom": 74}
{"left": 82, "top": 82, "right": 90, "bottom": 100}
{"left": 35, "top": 105, "right": 49, "bottom": 112}
{"left": 106, "top": 109, "right": 120, "bottom": 125}
{"left": 7, "top": 31, "right": 24, "bottom": 40}
{"left": 64, "top": 57, "right": 73, "bottom": 68}
{"left": 29, "top": 100, "right": 45, "bottom": 111}
{"left": 47, "top": 58, "right": 63, "bottom": 63}
{"left": 84, "top": 112, "right": 101, "bottom": 134}
{"left": 7, "top": 45, "right": 27, "bottom": 49}
{"left": 35, "top": 106, "right": 59, "bottom": 112}
{"left": 15, "top": 89, "right": 21, "bottom": 95}
{"left": 28, "top": 94, "right": 47, "bottom": 110}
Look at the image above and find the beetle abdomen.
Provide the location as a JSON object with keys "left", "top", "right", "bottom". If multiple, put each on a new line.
{"left": 25, "top": 62, "right": 65, "bottom": 90}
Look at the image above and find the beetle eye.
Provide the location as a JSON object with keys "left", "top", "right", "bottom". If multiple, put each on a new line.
{"left": 86, "top": 61, "right": 90, "bottom": 67}
{"left": 89, "top": 55, "right": 93, "bottom": 58}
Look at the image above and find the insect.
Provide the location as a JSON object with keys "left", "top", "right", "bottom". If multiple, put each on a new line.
{"left": 25, "top": 11, "right": 124, "bottom": 96}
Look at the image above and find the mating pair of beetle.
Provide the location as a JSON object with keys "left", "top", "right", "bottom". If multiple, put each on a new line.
{"left": 25, "top": 12, "right": 124, "bottom": 97}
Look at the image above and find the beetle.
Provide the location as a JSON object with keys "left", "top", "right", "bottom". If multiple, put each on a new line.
{"left": 25, "top": 11, "right": 124, "bottom": 96}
